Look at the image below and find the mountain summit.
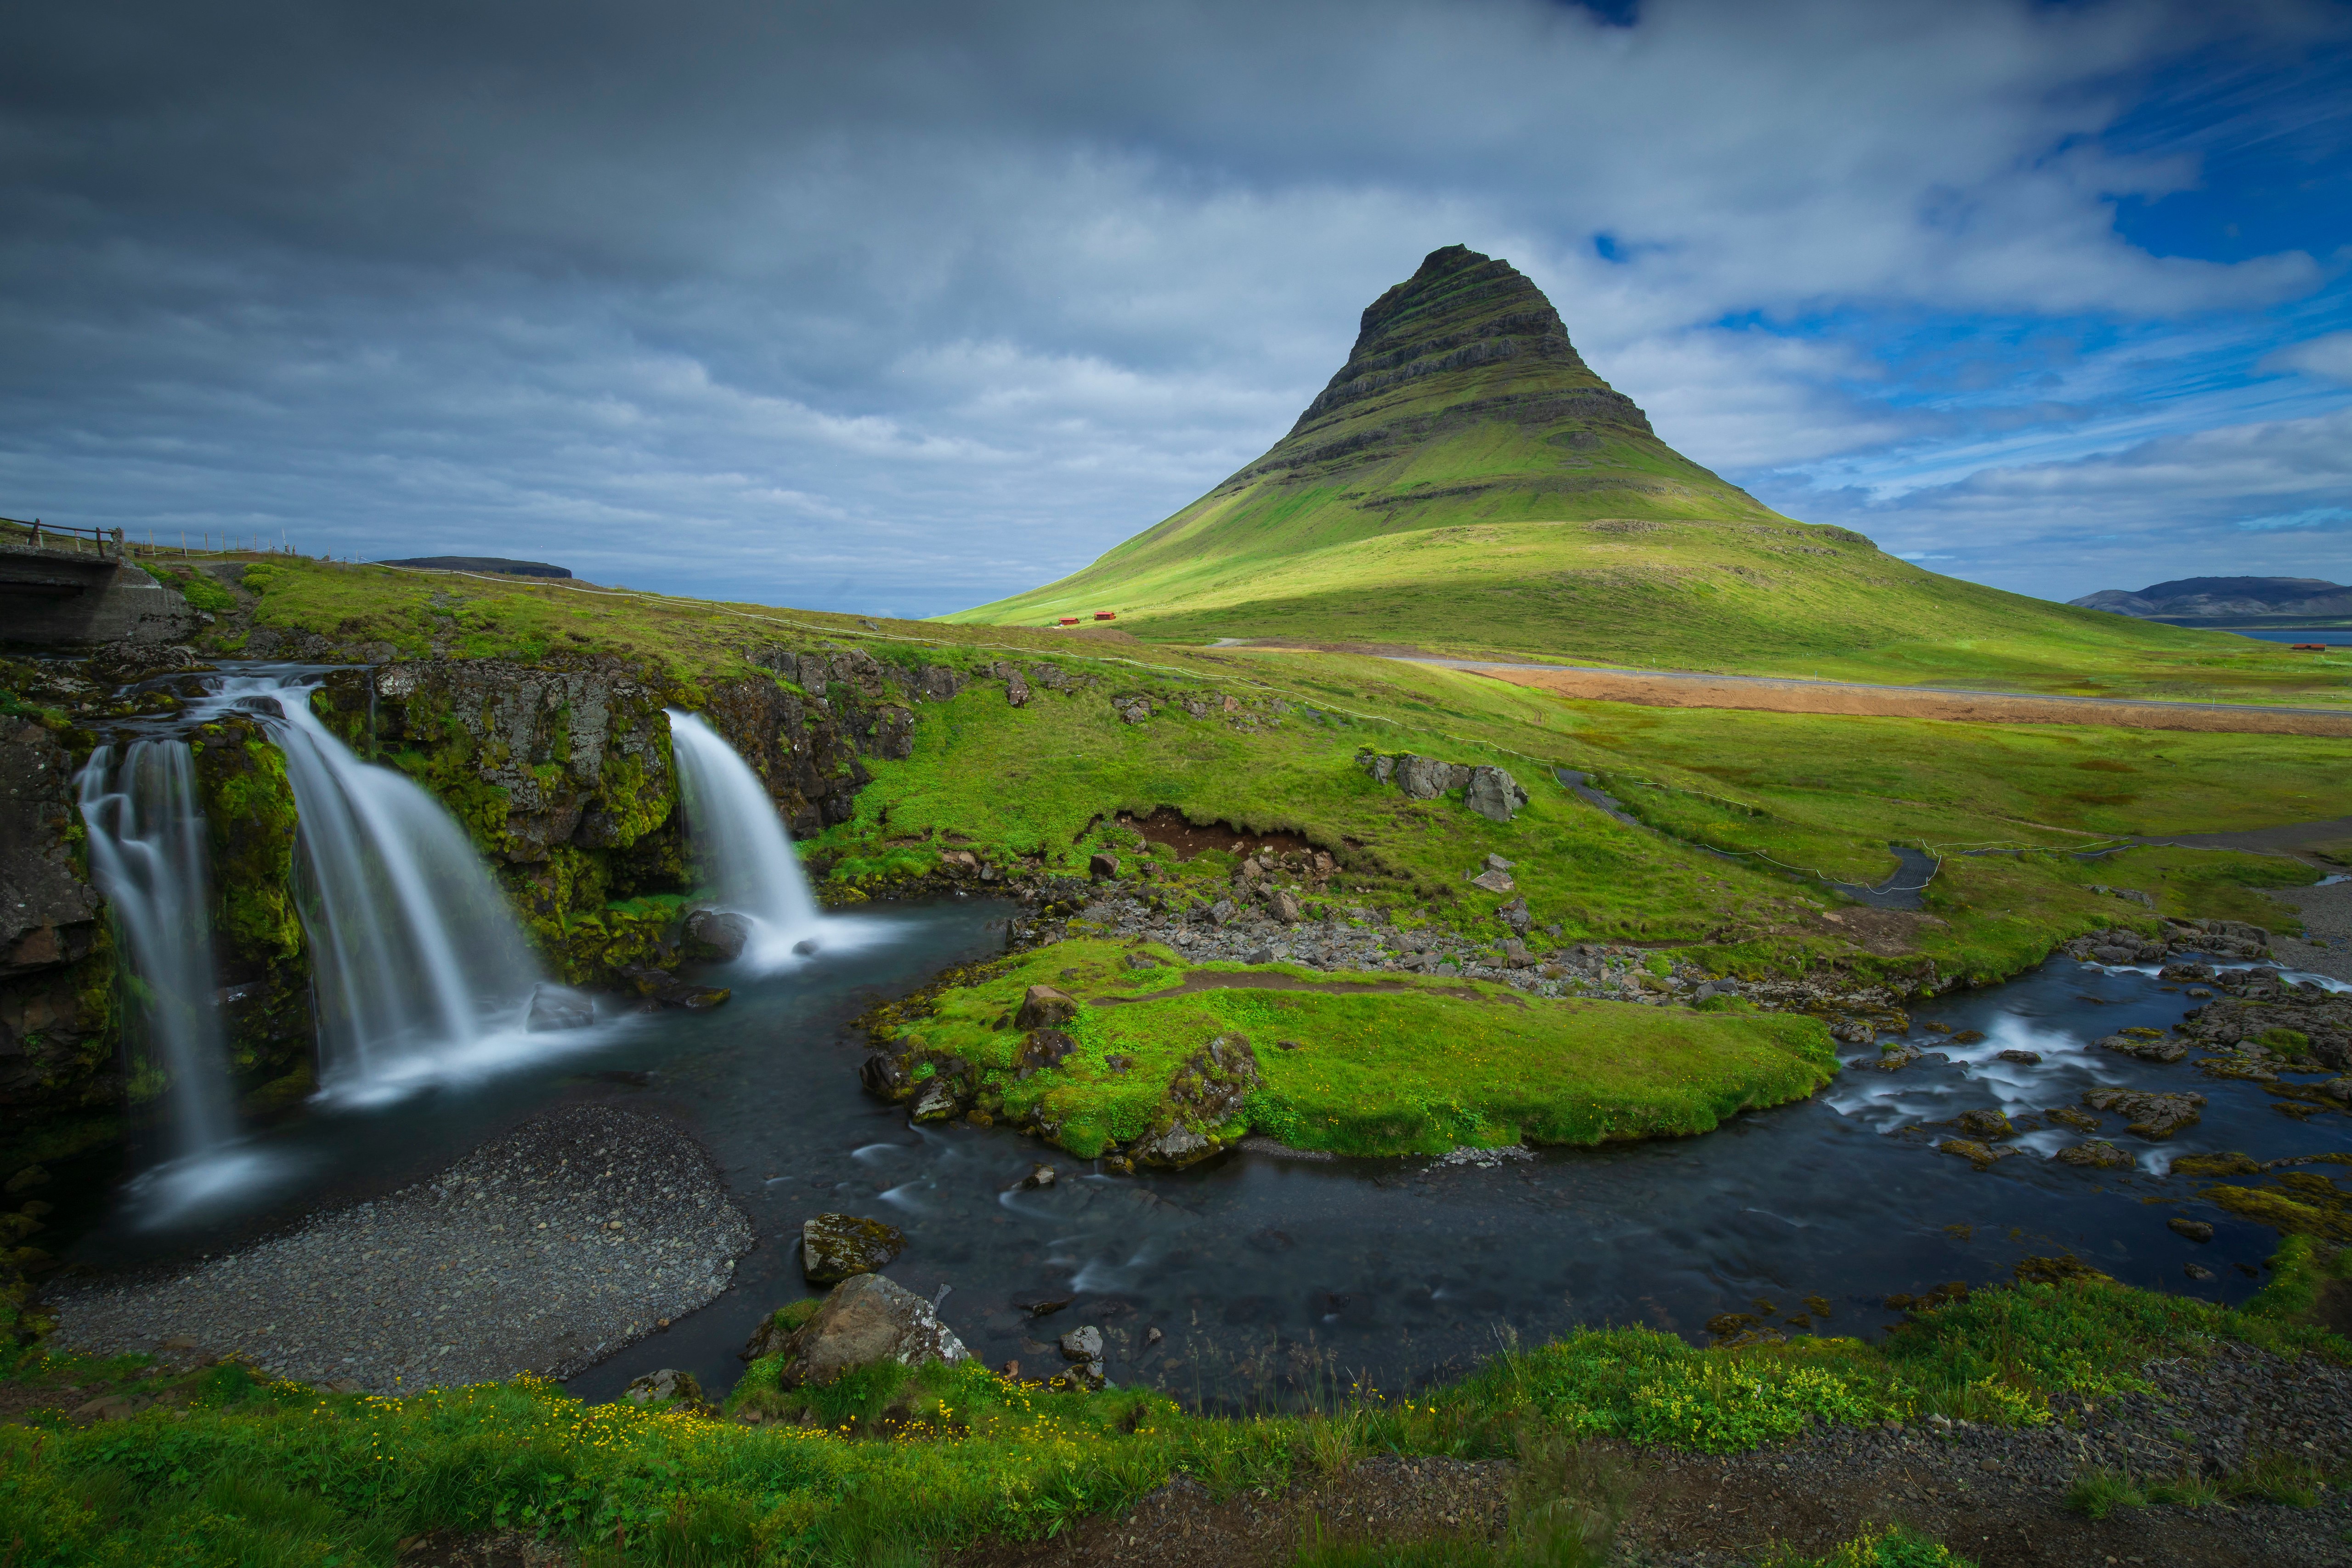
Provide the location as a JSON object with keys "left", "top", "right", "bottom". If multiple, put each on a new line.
{"left": 950, "top": 248, "right": 2210, "bottom": 672}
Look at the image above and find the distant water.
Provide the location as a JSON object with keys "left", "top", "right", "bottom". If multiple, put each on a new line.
{"left": 2199, "top": 626, "right": 2348, "bottom": 646}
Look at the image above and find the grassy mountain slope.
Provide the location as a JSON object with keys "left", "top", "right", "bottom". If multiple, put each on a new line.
{"left": 946, "top": 246, "right": 2259, "bottom": 687}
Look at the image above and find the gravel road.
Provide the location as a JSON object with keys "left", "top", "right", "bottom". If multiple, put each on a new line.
{"left": 48, "top": 1105, "right": 753, "bottom": 1394}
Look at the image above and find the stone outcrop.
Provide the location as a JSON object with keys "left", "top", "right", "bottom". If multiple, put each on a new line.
{"left": 1358, "top": 750, "right": 1527, "bottom": 821}
{"left": 744, "top": 1272, "right": 971, "bottom": 1389}
{"left": 0, "top": 713, "right": 109, "bottom": 1112}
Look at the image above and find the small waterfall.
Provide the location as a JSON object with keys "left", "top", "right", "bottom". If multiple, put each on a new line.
{"left": 76, "top": 742, "right": 235, "bottom": 1165}
{"left": 666, "top": 711, "right": 825, "bottom": 961}
{"left": 224, "top": 675, "right": 542, "bottom": 1093}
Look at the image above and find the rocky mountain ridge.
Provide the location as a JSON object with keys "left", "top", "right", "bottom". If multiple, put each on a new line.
{"left": 2071, "top": 576, "right": 2352, "bottom": 620}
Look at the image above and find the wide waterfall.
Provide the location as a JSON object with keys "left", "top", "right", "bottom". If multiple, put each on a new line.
{"left": 666, "top": 711, "right": 826, "bottom": 964}
{"left": 225, "top": 675, "right": 544, "bottom": 1096}
{"left": 76, "top": 742, "right": 237, "bottom": 1169}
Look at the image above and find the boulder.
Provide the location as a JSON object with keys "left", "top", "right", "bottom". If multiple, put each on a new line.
{"left": 1469, "top": 868, "right": 1515, "bottom": 895}
{"left": 2166, "top": 1217, "right": 2215, "bottom": 1242}
{"left": 802, "top": 1213, "right": 908, "bottom": 1285}
{"left": 2096, "top": 1031, "right": 2188, "bottom": 1064}
{"left": 910, "top": 1079, "right": 962, "bottom": 1123}
{"left": 1131, "top": 1123, "right": 1215, "bottom": 1167}
{"left": 1394, "top": 754, "right": 1474, "bottom": 800}
{"left": 1953, "top": 1108, "right": 2013, "bottom": 1140}
{"left": 1272, "top": 890, "right": 1302, "bottom": 924}
{"left": 858, "top": 1050, "right": 908, "bottom": 1098}
{"left": 623, "top": 1368, "right": 705, "bottom": 1408}
{"left": 525, "top": 984, "right": 595, "bottom": 1032}
{"left": 1498, "top": 897, "right": 1532, "bottom": 935}
{"left": 682, "top": 909, "right": 752, "bottom": 962}
{"left": 652, "top": 983, "right": 729, "bottom": 1011}
{"left": 1013, "top": 985, "right": 1079, "bottom": 1030}
{"left": 1996, "top": 1048, "right": 2041, "bottom": 1065}
{"left": 1088, "top": 852, "right": 1120, "bottom": 880}
{"left": 753, "top": 1273, "right": 972, "bottom": 1389}
{"left": 2054, "top": 1141, "right": 2133, "bottom": 1170}
{"left": 1016, "top": 1028, "right": 1077, "bottom": 1074}
{"left": 617, "top": 963, "right": 677, "bottom": 997}
{"left": 1058, "top": 1325, "right": 1103, "bottom": 1362}
{"left": 1464, "top": 766, "right": 1529, "bottom": 823}
{"left": 1013, "top": 1162, "right": 1057, "bottom": 1190}
{"left": 2082, "top": 1087, "right": 2205, "bottom": 1140}
{"left": 1937, "top": 1138, "right": 2015, "bottom": 1168}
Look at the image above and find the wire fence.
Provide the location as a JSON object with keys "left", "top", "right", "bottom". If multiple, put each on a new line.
{"left": 2, "top": 513, "right": 298, "bottom": 561}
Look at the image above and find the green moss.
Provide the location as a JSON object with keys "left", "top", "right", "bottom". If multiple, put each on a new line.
{"left": 138, "top": 564, "right": 236, "bottom": 614}
{"left": 876, "top": 938, "right": 1835, "bottom": 1159}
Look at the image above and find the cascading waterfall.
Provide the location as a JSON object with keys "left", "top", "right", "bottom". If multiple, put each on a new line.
{"left": 223, "top": 675, "right": 544, "bottom": 1094}
{"left": 666, "top": 711, "right": 826, "bottom": 963}
{"left": 76, "top": 742, "right": 236, "bottom": 1167}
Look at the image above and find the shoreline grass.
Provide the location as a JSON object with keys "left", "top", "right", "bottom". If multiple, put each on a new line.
{"left": 2, "top": 1239, "right": 2341, "bottom": 1565}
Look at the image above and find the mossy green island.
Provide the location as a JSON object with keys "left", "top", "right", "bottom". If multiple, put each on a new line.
{"left": 863, "top": 939, "right": 1835, "bottom": 1161}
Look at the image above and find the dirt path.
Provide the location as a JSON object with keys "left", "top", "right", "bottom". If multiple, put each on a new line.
{"left": 1448, "top": 661, "right": 2352, "bottom": 737}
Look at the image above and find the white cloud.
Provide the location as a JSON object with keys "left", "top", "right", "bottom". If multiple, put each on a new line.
{"left": 2262, "top": 331, "right": 2352, "bottom": 383}
{"left": 1, "top": 0, "right": 2347, "bottom": 611}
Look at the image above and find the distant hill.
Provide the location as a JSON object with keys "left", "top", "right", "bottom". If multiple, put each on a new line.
{"left": 2071, "top": 577, "right": 2352, "bottom": 620}
{"left": 947, "top": 246, "right": 2222, "bottom": 678}
{"left": 381, "top": 556, "right": 572, "bottom": 579}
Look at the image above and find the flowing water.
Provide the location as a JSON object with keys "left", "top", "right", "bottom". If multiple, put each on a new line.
{"left": 226, "top": 675, "right": 545, "bottom": 1099}
{"left": 62, "top": 891, "right": 2349, "bottom": 1407}
{"left": 666, "top": 709, "right": 825, "bottom": 966}
{"left": 75, "top": 740, "right": 243, "bottom": 1211}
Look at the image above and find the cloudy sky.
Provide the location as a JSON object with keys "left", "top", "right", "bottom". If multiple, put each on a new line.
{"left": 4, "top": 0, "right": 2348, "bottom": 616}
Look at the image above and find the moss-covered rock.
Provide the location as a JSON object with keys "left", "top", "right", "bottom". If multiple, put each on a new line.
{"left": 190, "top": 714, "right": 311, "bottom": 1084}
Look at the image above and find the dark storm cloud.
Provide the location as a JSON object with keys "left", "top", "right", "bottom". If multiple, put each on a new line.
{"left": 3, "top": 0, "right": 2346, "bottom": 611}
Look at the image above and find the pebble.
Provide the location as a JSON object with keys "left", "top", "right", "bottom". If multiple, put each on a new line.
{"left": 48, "top": 1106, "right": 752, "bottom": 1394}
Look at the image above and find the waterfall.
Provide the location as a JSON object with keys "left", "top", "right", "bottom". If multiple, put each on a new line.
{"left": 666, "top": 711, "right": 825, "bottom": 962}
{"left": 223, "top": 675, "right": 543, "bottom": 1094}
{"left": 76, "top": 742, "right": 235, "bottom": 1165}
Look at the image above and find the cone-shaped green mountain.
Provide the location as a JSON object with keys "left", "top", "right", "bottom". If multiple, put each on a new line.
{"left": 949, "top": 246, "right": 2213, "bottom": 676}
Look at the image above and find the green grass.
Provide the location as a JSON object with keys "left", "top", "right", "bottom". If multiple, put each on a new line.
{"left": 873, "top": 939, "right": 1836, "bottom": 1158}
{"left": 6, "top": 1239, "right": 2339, "bottom": 1566}
{"left": 1761, "top": 1525, "right": 1979, "bottom": 1568}
{"left": 192, "top": 555, "right": 2345, "bottom": 989}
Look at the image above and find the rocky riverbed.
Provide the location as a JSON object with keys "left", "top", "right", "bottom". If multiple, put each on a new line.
{"left": 48, "top": 1106, "right": 752, "bottom": 1393}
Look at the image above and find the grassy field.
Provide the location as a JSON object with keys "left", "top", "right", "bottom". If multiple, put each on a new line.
{"left": 183, "top": 555, "right": 2346, "bottom": 988}
{"left": 869, "top": 939, "right": 1836, "bottom": 1158}
{"left": 1, "top": 1238, "right": 2341, "bottom": 1566}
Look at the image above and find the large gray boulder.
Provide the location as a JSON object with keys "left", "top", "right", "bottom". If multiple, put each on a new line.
{"left": 1464, "top": 765, "right": 1529, "bottom": 822}
{"left": 683, "top": 909, "right": 752, "bottom": 961}
{"left": 1394, "top": 754, "right": 1475, "bottom": 800}
{"left": 746, "top": 1273, "right": 972, "bottom": 1388}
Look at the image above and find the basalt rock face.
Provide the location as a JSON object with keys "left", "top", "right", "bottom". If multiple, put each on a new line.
{"left": 0, "top": 715, "right": 111, "bottom": 1117}
{"left": 305, "top": 652, "right": 922, "bottom": 982}
{"left": 1285, "top": 244, "right": 1650, "bottom": 446}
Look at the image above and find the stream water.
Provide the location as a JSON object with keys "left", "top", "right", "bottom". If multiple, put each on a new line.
{"left": 61, "top": 893, "right": 2349, "bottom": 1409}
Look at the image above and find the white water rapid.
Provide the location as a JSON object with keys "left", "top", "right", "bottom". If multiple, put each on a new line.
{"left": 224, "top": 675, "right": 544, "bottom": 1098}
{"left": 666, "top": 710, "right": 828, "bottom": 965}
{"left": 76, "top": 742, "right": 236, "bottom": 1166}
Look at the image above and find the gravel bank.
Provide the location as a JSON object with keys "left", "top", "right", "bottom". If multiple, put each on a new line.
{"left": 49, "top": 1106, "right": 752, "bottom": 1394}
{"left": 2273, "top": 876, "right": 2352, "bottom": 984}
